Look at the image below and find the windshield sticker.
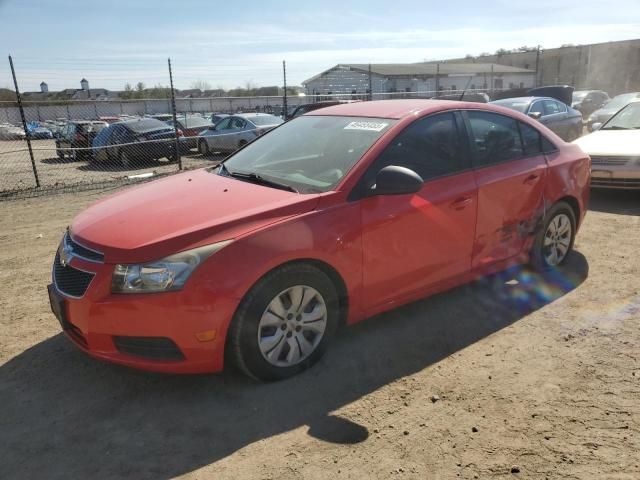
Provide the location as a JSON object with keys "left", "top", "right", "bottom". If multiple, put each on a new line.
{"left": 344, "top": 121, "right": 389, "bottom": 132}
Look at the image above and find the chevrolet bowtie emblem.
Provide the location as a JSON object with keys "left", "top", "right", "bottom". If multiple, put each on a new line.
{"left": 59, "top": 243, "right": 74, "bottom": 267}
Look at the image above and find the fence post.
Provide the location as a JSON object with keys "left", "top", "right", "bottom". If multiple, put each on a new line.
{"left": 282, "top": 60, "right": 288, "bottom": 121}
{"left": 168, "top": 58, "right": 182, "bottom": 171}
{"left": 368, "top": 63, "right": 372, "bottom": 101}
{"left": 8, "top": 55, "right": 40, "bottom": 188}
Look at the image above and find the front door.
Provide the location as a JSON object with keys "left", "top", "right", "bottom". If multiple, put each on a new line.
{"left": 358, "top": 112, "right": 478, "bottom": 309}
{"left": 464, "top": 111, "right": 547, "bottom": 269}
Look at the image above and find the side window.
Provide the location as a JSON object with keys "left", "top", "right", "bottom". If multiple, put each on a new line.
{"left": 231, "top": 118, "right": 246, "bottom": 129}
{"left": 529, "top": 101, "right": 544, "bottom": 116}
{"left": 215, "top": 118, "right": 232, "bottom": 130}
{"left": 519, "top": 122, "right": 542, "bottom": 156}
{"left": 370, "top": 112, "right": 467, "bottom": 182}
{"left": 543, "top": 100, "right": 562, "bottom": 115}
{"left": 467, "top": 111, "right": 524, "bottom": 166}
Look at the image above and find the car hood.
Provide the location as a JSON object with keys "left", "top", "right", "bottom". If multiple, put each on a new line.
{"left": 71, "top": 168, "right": 320, "bottom": 263}
{"left": 572, "top": 130, "right": 640, "bottom": 156}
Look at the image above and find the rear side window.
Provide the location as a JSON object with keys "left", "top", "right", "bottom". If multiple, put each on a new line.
{"left": 369, "top": 112, "right": 468, "bottom": 182}
{"left": 519, "top": 122, "right": 542, "bottom": 156}
{"left": 543, "top": 100, "right": 564, "bottom": 115}
{"left": 467, "top": 111, "right": 524, "bottom": 166}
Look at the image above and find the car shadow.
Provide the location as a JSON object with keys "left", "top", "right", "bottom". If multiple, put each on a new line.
{"left": 588, "top": 189, "right": 640, "bottom": 216}
{"left": 0, "top": 252, "right": 588, "bottom": 479}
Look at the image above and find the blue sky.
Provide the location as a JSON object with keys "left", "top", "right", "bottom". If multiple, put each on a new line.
{"left": 0, "top": 0, "right": 639, "bottom": 91}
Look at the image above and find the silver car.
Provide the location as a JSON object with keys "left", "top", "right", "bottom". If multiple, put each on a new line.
{"left": 586, "top": 92, "right": 640, "bottom": 131}
{"left": 197, "top": 113, "right": 284, "bottom": 155}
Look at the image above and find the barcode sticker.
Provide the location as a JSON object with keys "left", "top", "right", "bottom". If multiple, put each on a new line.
{"left": 344, "top": 121, "right": 389, "bottom": 132}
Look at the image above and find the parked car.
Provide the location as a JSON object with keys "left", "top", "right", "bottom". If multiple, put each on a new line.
{"left": 586, "top": 92, "right": 640, "bottom": 131}
{"left": 0, "top": 123, "right": 26, "bottom": 140}
{"left": 26, "top": 122, "right": 54, "bottom": 139}
{"left": 48, "top": 99, "right": 589, "bottom": 380}
{"left": 571, "top": 90, "right": 610, "bottom": 118}
{"left": 90, "top": 117, "right": 182, "bottom": 167}
{"left": 197, "top": 113, "right": 283, "bottom": 155}
{"left": 55, "top": 121, "right": 108, "bottom": 160}
{"left": 167, "top": 115, "right": 214, "bottom": 149}
{"left": 290, "top": 101, "right": 344, "bottom": 119}
{"left": 490, "top": 97, "right": 583, "bottom": 141}
{"left": 573, "top": 100, "right": 640, "bottom": 189}
{"left": 210, "top": 113, "right": 229, "bottom": 125}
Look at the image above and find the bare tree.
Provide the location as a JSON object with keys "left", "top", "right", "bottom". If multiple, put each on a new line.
{"left": 190, "top": 80, "right": 212, "bottom": 91}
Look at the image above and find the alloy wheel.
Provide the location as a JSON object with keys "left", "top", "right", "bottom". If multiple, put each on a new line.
{"left": 543, "top": 213, "right": 572, "bottom": 266}
{"left": 257, "top": 285, "right": 327, "bottom": 367}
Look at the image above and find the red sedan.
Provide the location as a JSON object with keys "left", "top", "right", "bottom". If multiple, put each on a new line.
{"left": 48, "top": 100, "right": 590, "bottom": 380}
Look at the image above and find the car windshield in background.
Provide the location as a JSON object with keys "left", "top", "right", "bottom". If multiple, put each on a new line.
{"left": 180, "top": 117, "right": 212, "bottom": 128}
{"left": 250, "top": 115, "right": 284, "bottom": 126}
{"left": 126, "top": 118, "right": 171, "bottom": 133}
{"left": 491, "top": 99, "right": 530, "bottom": 113}
{"left": 219, "top": 115, "right": 396, "bottom": 193}
{"left": 601, "top": 102, "right": 640, "bottom": 130}
{"left": 604, "top": 93, "right": 639, "bottom": 110}
{"left": 572, "top": 92, "right": 588, "bottom": 101}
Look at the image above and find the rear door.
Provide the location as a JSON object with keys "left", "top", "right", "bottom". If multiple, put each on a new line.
{"left": 541, "top": 99, "right": 569, "bottom": 138}
{"left": 211, "top": 117, "right": 232, "bottom": 151}
{"left": 464, "top": 110, "right": 547, "bottom": 269}
{"left": 358, "top": 111, "right": 478, "bottom": 309}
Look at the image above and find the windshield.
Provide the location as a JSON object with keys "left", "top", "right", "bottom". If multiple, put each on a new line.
{"left": 572, "top": 91, "right": 588, "bottom": 101}
{"left": 491, "top": 99, "right": 530, "bottom": 113}
{"left": 249, "top": 115, "right": 284, "bottom": 126}
{"left": 601, "top": 102, "right": 640, "bottom": 130}
{"left": 219, "top": 115, "right": 395, "bottom": 193}
{"left": 180, "top": 116, "right": 213, "bottom": 128}
{"left": 604, "top": 93, "right": 639, "bottom": 110}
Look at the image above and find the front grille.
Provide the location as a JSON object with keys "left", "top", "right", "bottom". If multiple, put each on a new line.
{"left": 591, "top": 177, "right": 640, "bottom": 188}
{"left": 54, "top": 251, "right": 95, "bottom": 297}
{"left": 590, "top": 156, "right": 631, "bottom": 166}
{"left": 65, "top": 231, "right": 104, "bottom": 262}
{"left": 113, "top": 336, "right": 185, "bottom": 361}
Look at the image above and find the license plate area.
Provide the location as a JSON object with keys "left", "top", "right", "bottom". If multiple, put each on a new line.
{"left": 48, "top": 283, "right": 67, "bottom": 329}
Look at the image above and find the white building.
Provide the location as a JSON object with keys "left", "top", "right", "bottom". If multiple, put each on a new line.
{"left": 303, "top": 63, "right": 535, "bottom": 96}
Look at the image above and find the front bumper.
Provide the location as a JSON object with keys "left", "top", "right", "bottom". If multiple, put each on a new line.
{"left": 48, "top": 253, "right": 239, "bottom": 374}
{"left": 591, "top": 163, "right": 640, "bottom": 189}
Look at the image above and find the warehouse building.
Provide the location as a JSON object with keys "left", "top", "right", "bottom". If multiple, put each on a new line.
{"left": 302, "top": 63, "right": 535, "bottom": 96}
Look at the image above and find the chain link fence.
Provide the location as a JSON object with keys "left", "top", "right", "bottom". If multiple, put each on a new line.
{"left": 0, "top": 56, "right": 497, "bottom": 199}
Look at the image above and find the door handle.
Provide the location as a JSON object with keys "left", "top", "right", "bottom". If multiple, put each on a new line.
{"left": 524, "top": 174, "right": 540, "bottom": 185}
{"left": 450, "top": 197, "right": 472, "bottom": 210}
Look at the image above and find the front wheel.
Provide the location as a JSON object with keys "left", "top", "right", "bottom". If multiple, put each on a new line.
{"left": 530, "top": 201, "right": 576, "bottom": 271}
{"left": 227, "top": 264, "right": 340, "bottom": 381}
{"left": 198, "top": 139, "right": 209, "bottom": 155}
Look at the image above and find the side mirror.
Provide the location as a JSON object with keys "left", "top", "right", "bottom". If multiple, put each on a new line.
{"left": 591, "top": 122, "right": 603, "bottom": 131}
{"left": 371, "top": 165, "right": 423, "bottom": 196}
{"left": 528, "top": 111, "right": 542, "bottom": 120}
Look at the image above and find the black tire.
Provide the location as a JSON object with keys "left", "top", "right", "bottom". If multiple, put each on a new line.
{"left": 119, "top": 149, "right": 132, "bottom": 168}
{"left": 198, "top": 140, "right": 209, "bottom": 156}
{"left": 227, "top": 263, "right": 340, "bottom": 381}
{"left": 530, "top": 201, "right": 576, "bottom": 271}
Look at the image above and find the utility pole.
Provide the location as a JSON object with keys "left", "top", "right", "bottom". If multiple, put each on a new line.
{"left": 168, "top": 58, "right": 182, "bottom": 170}
{"left": 9, "top": 55, "right": 39, "bottom": 188}
{"left": 435, "top": 63, "right": 440, "bottom": 96}
{"left": 535, "top": 45, "right": 541, "bottom": 87}
{"left": 282, "top": 60, "right": 288, "bottom": 121}
{"left": 368, "top": 63, "right": 373, "bottom": 101}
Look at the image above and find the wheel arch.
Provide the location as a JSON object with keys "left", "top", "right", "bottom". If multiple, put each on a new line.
{"left": 554, "top": 195, "right": 580, "bottom": 224}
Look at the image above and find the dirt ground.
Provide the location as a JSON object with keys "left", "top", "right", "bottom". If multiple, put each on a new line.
{"left": 1, "top": 187, "right": 639, "bottom": 479}
{"left": 0, "top": 138, "right": 221, "bottom": 193}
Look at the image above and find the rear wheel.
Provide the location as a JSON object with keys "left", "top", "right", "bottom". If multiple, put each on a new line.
{"left": 228, "top": 264, "right": 340, "bottom": 381}
{"left": 530, "top": 201, "right": 576, "bottom": 270}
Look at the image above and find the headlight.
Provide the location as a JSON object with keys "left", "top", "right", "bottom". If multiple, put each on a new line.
{"left": 111, "top": 240, "right": 232, "bottom": 293}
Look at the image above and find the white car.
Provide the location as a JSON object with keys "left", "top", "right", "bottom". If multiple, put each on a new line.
{"left": 197, "top": 113, "right": 283, "bottom": 155}
{"left": 0, "top": 124, "right": 26, "bottom": 141}
{"left": 573, "top": 100, "right": 640, "bottom": 189}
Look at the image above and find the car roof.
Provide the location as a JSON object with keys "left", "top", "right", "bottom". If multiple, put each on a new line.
{"left": 236, "top": 113, "right": 278, "bottom": 118}
{"left": 308, "top": 99, "right": 552, "bottom": 119}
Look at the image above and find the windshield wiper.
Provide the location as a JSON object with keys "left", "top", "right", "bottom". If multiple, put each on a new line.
{"left": 223, "top": 167, "right": 298, "bottom": 193}
{"left": 602, "top": 126, "right": 630, "bottom": 130}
